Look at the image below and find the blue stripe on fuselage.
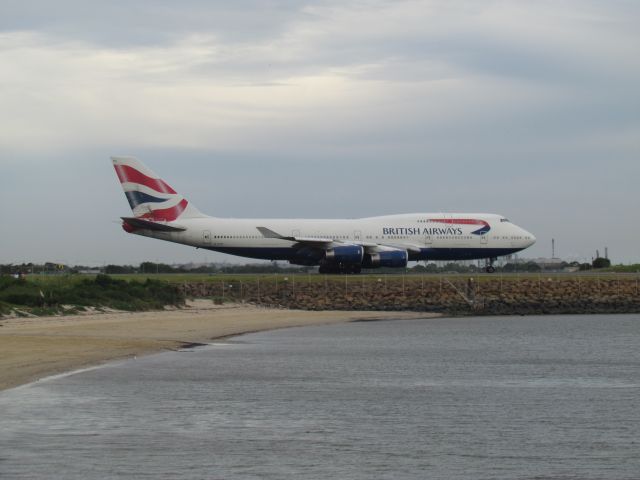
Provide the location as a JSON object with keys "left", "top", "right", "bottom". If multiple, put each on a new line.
{"left": 204, "top": 246, "right": 525, "bottom": 263}
{"left": 415, "top": 247, "right": 522, "bottom": 261}
{"left": 471, "top": 225, "right": 491, "bottom": 235}
{"left": 204, "top": 246, "right": 294, "bottom": 261}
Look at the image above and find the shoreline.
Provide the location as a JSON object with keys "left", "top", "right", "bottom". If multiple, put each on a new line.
{"left": 0, "top": 301, "right": 436, "bottom": 392}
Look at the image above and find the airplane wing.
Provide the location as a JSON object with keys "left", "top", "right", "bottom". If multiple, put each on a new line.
{"left": 377, "top": 242, "right": 422, "bottom": 254}
{"left": 256, "top": 227, "right": 418, "bottom": 253}
{"left": 256, "top": 227, "right": 334, "bottom": 244}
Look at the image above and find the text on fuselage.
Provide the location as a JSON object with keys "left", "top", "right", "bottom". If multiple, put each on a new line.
{"left": 382, "top": 227, "right": 464, "bottom": 236}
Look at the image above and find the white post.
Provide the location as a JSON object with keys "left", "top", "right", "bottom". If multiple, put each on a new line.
{"left": 538, "top": 273, "right": 541, "bottom": 298}
{"left": 325, "top": 274, "right": 328, "bottom": 303}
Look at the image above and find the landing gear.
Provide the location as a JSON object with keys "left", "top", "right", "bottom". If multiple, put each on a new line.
{"left": 319, "top": 263, "right": 361, "bottom": 274}
{"left": 484, "top": 257, "right": 497, "bottom": 273}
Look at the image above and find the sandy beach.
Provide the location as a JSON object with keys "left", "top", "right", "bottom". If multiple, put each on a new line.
{"left": 0, "top": 301, "right": 435, "bottom": 391}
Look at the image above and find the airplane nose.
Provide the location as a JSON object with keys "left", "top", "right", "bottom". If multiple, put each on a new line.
{"left": 524, "top": 230, "right": 536, "bottom": 247}
{"left": 516, "top": 226, "right": 535, "bottom": 247}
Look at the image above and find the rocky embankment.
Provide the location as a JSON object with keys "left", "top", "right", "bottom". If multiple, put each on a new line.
{"left": 178, "top": 276, "right": 640, "bottom": 315}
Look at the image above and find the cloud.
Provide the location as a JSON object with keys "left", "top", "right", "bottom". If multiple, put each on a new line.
{"left": 1, "top": 0, "right": 638, "bottom": 159}
{"left": 0, "top": 0, "right": 638, "bottom": 263}
{"left": 0, "top": 30, "right": 376, "bottom": 154}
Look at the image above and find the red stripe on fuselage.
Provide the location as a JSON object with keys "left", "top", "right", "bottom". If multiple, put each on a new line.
{"left": 138, "top": 199, "right": 188, "bottom": 222}
{"left": 114, "top": 164, "right": 177, "bottom": 194}
{"left": 430, "top": 218, "right": 488, "bottom": 226}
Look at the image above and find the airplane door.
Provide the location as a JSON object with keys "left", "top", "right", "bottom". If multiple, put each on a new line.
{"left": 203, "top": 230, "right": 211, "bottom": 244}
{"left": 354, "top": 230, "right": 361, "bottom": 241}
{"left": 292, "top": 229, "right": 300, "bottom": 237}
{"left": 480, "top": 234, "right": 488, "bottom": 246}
{"left": 425, "top": 234, "right": 432, "bottom": 246}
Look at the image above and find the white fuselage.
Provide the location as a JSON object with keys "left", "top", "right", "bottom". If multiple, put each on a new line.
{"left": 131, "top": 212, "right": 535, "bottom": 264}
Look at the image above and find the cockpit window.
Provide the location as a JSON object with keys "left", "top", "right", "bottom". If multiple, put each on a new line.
{"left": 500, "top": 218, "right": 510, "bottom": 222}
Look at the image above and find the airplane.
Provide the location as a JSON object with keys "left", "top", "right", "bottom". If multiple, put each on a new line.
{"left": 112, "top": 156, "right": 536, "bottom": 274}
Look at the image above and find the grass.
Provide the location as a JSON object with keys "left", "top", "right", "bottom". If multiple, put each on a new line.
{"left": 14, "top": 270, "right": 638, "bottom": 294}
{"left": 607, "top": 264, "right": 640, "bottom": 273}
{"left": 0, "top": 274, "right": 185, "bottom": 314}
{"left": 96, "top": 271, "right": 639, "bottom": 285}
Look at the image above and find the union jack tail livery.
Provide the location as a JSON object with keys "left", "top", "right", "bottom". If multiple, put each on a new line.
{"left": 112, "top": 156, "right": 202, "bottom": 223}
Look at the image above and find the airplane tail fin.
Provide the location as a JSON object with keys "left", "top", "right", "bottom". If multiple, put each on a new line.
{"left": 111, "top": 156, "right": 204, "bottom": 221}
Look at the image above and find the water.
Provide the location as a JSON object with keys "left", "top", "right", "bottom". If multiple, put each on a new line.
{"left": 1, "top": 315, "right": 639, "bottom": 479}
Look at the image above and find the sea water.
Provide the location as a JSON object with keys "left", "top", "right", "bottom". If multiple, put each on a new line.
{"left": 1, "top": 314, "right": 639, "bottom": 479}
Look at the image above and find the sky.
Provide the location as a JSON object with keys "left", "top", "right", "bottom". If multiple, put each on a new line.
{"left": 1, "top": 0, "right": 638, "bottom": 266}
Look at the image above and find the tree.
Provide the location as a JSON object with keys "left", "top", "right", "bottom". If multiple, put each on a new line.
{"left": 592, "top": 257, "right": 611, "bottom": 269}
{"left": 139, "top": 262, "right": 178, "bottom": 274}
{"left": 105, "top": 264, "right": 136, "bottom": 274}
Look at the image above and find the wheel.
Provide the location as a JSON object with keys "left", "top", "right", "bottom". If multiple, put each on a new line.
{"left": 320, "top": 264, "right": 341, "bottom": 274}
{"left": 485, "top": 265, "right": 496, "bottom": 273}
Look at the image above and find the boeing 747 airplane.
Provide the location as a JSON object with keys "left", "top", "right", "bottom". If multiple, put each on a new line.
{"left": 112, "top": 157, "right": 536, "bottom": 273}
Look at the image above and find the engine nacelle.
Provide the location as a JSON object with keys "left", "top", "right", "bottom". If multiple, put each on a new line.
{"left": 325, "top": 245, "right": 364, "bottom": 265}
{"left": 292, "top": 246, "right": 324, "bottom": 266}
{"left": 364, "top": 250, "right": 408, "bottom": 268}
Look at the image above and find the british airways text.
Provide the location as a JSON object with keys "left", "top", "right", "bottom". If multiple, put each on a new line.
{"left": 383, "top": 227, "right": 464, "bottom": 236}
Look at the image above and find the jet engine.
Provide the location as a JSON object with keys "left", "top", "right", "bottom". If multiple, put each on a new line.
{"left": 363, "top": 249, "right": 408, "bottom": 268}
{"left": 291, "top": 246, "right": 324, "bottom": 265}
{"left": 325, "top": 245, "right": 364, "bottom": 265}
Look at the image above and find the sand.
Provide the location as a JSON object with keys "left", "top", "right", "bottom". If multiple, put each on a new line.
{"left": 0, "top": 301, "right": 436, "bottom": 391}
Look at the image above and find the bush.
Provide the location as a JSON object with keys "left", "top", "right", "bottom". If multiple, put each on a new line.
{"left": 0, "top": 300, "right": 13, "bottom": 314}
{"left": 0, "top": 274, "right": 185, "bottom": 312}
{"left": 0, "top": 276, "right": 23, "bottom": 291}
{"left": 592, "top": 257, "right": 611, "bottom": 269}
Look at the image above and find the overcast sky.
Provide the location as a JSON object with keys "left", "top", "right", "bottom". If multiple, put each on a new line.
{"left": 1, "top": 0, "right": 638, "bottom": 265}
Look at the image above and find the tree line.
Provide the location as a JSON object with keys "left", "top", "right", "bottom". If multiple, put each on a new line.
{"left": 0, "top": 257, "right": 619, "bottom": 276}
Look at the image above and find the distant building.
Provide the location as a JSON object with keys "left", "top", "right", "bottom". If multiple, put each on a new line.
{"left": 533, "top": 258, "right": 566, "bottom": 270}
{"left": 508, "top": 257, "right": 568, "bottom": 271}
{"left": 43, "top": 262, "right": 68, "bottom": 274}
{"left": 77, "top": 269, "right": 102, "bottom": 275}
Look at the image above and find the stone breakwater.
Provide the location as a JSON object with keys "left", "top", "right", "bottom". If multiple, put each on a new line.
{"left": 178, "top": 276, "right": 640, "bottom": 315}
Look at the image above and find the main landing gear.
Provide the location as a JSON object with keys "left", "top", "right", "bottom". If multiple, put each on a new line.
{"left": 485, "top": 257, "right": 497, "bottom": 274}
{"left": 319, "top": 263, "right": 362, "bottom": 274}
